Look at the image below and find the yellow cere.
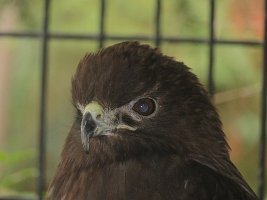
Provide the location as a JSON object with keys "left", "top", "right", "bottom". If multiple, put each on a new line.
{"left": 84, "top": 101, "right": 104, "bottom": 120}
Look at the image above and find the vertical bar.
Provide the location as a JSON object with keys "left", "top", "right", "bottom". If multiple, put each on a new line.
{"left": 259, "top": 0, "right": 267, "bottom": 199}
{"left": 155, "top": 0, "right": 161, "bottom": 47}
{"left": 38, "top": 0, "right": 50, "bottom": 199}
{"left": 99, "top": 0, "right": 106, "bottom": 48}
{"left": 208, "top": 0, "right": 215, "bottom": 97}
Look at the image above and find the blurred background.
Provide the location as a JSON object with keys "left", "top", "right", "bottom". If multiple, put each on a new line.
{"left": 0, "top": 0, "right": 265, "bottom": 199}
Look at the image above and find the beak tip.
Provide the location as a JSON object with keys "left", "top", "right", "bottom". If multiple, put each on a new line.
{"left": 82, "top": 141, "right": 90, "bottom": 154}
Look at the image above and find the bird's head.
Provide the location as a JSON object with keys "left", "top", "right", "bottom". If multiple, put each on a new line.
{"left": 69, "top": 41, "right": 229, "bottom": 165}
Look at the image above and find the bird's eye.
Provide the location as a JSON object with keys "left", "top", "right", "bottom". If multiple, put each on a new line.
{"left": 133, "top": 98, "right": 156, "bottom": 116}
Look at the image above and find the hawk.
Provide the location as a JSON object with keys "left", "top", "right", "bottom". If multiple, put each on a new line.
{"left": 47, "top": 41, "right": 258, "bottom": 200}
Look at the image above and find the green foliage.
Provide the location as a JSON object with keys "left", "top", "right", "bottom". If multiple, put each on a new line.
{"left": 0, "top": 150, "right": 37, "bottom": 195}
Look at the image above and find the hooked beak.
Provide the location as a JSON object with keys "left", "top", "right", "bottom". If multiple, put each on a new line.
{"left": 81, "top": 101, "right": 104, "bottom": 153}
{"left": 80, "top": 101, "right": 137, "bottom": 153}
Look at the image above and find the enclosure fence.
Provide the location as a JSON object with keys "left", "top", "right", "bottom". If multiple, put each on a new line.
{"left": 0, "top": 0, "right": 266, "bottom": 200}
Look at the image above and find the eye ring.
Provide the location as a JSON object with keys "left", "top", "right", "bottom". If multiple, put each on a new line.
{"left": 132, "top": 98, "right": 156, "bottom": 116}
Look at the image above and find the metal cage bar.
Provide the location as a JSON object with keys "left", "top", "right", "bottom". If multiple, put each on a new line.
{"left": 38, "top": 0, "right": 50, "bottom": 199}
{"left": 259, "top": 0, "right": 267, "bottom": 199}
{"left": 208, "top": 0, "right": 215, "bottom": 97}
{"left": 99, "top": 0, "right": 106, "bottom": 48}
{"left": 0, "top": 197, "right": 36, "bottom": 200}
{"left": 155, "top": 0, "right": 162, "bottom": 47}
{"left": 0, "top": 32, "right": 262, "bottom": 46}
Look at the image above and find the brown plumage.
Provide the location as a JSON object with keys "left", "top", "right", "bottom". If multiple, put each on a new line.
{"left": 47, "top": 41, "right": 258, "bottom": 200}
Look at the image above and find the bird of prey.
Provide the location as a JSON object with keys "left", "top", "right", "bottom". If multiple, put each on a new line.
{"left": 47, "top": 41, "right": 258, "bottom": 200}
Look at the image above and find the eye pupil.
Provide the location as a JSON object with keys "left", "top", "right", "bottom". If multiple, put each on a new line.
{"left": 138, "top": 102, "right": 149, "bottom": 113}
{"left": 133, "top": 98, "right": 156, "bottom": 116}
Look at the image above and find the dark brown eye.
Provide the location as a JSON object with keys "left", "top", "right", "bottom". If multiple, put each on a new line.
{"left": 133, "top": 98, "right": 156, "bottom": 116}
